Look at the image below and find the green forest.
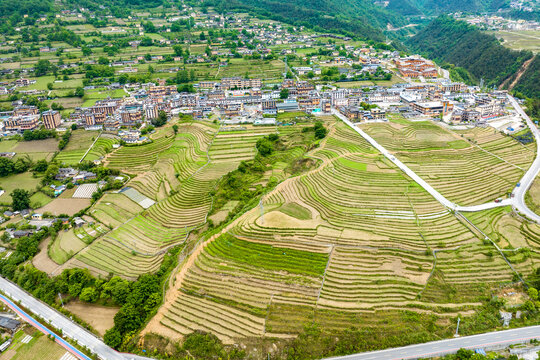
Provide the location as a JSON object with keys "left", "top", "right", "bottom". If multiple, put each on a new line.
{"left": 408, "top": 16, "right": 540, "bottom": 98}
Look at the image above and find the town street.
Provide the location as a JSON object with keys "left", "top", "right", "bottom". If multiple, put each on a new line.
{"left": 326, "top": 325, "right": 540, "bottom": 360}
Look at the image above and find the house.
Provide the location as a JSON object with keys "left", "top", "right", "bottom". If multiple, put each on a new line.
{"left": 73, "top": 217, "right": 86, "bottom": 228}
{"left": 50, "top": 184, "right": 67, "bottom": 197}
{"left": 28, "top": 218, "right": 55, "bottom": 230}
{"left": 56, "top": 168, "right": 78, "bottom": 180}
{"left": 12, "top": 229, "right": 34, "bottom": 238}
{"left": 276, "top": 101, "right": 299, "bottom": 113}
{"left": 0, "top": 316, "right": 20, "bottom": 333}
{"left": 31, "top": 213, "right": 43, "bottom": 220}
{"left": 3, "top": 211, "right": 13, "bottom": 218}
{"left": 73, "top": 171, "right": 97, "bottom": 183}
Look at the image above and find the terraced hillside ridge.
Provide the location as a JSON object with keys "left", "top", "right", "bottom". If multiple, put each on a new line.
{"left": 64, "top": 123, "right": 281, "bottom": 279}
{"left": 360, "top": 119, "right": 535, "bottom": 206}
{"left": 145, "top": 121, "right": 523, "bottom": 345}
{"left": 81, "top": 135, "right": 119, "bottom": 162}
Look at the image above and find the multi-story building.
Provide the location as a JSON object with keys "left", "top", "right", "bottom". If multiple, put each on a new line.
{"left": 4, "top": 115, "right": 40, "bottom": 131}
{"left": 42, "top": 110, "right": 61, "bottom": 129}
{"left": 13, "top": 105, "right": 39, "bottom": 116}
{"left": 221, "top": 77, "right": 262, "bottom": 90}
{"left": 144, "top": 104, "right": 159, "bottom": 120}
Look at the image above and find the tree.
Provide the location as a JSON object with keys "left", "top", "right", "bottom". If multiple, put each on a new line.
{"left": 256, "top": 138, "right": 273, "bottom": 156}
{"left": 172, "top": 44, "right": 183, "bottom": 57}
{"left": 314, "top": 122, "right": 327, "bottom": 139}
{"left": 81, "top": 46, "right": 92, "bottom": 56}
{"left": 114, "top": 304, "right": 143, "bottom": 334}
{"left": 33, "top": 159, "right": 48, "bottom": 172}
{"left": 151, "top": 110, "right": 167, "bottom": 127}
{"left": 0, "top": 158, "right": 14, "bottom": 177}
{"left": 47, "top": 83, "right": 53, "bottom": 90}
{"left": 80, "top": 287, "right": 98, "bottom": 302}
{"left": 11, "top": 189, "right": 30, "bottom": 211}
{"left": 172, "top": 124, "right": 178, "bottom": 134}
{"left": 75, "top": 86, "right": 84, "bottom": 97}
{"left": 280, "top": 88, "right": 289, "bottom": 99}
{"left": 104, "top": 328, "right": 123, "bottom": 349}
{"left": 528, "top": 287, "right": 538, "bottom": 300}
{"left": 34, "top": 59, "right": 51, "bottom": 76}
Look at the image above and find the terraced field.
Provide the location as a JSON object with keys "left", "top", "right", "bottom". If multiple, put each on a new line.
{"left": 148, "top": 121, "right": 522, "bottom": 344}
{"left": 106, "top": 128, "right": 177, "bottom": 172}
{"left": 70, "top": 123, "right": 279, "bottom": 278}
{"left": 81, "top": 136, "right": 118, "bottom": 162}
{"left": 361, "top": 121, "right": 535, "bottom": 206}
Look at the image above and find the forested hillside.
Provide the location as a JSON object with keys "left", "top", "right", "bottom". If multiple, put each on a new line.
{"left": 408, "top": 16, "right": 534, "bottom": 88}
{"left": 199, "top": 0, "right": 407, "bottom": 41}
{"left": 512, "top": 55, "right": 540, "bottom": 98}
{"left": 387, "top": 0, "right": 508, "bottom": 15}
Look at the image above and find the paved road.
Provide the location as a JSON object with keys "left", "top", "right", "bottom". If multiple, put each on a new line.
{"left": 0, "top": 293, "right": 92, "bottom": 360}
{"left": 333, "top": 109, "right": 459, "bottom": 210}
{"left": 0, "top": 277, "right": 153, "bottom": 360}
{"left": 326, "top": 325, "right": 540, "bottom": 360}
{"left": 333, "top": 96, "right": 540, "bottom": 222}
{"left": 507, "top": 95, "right": 540, "bottom": 223}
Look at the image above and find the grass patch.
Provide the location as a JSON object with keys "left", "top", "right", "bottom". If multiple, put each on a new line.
{"left": 29, "top": 191, "right": 53, "bottom": 209}
{"left": 338, "top": 157, "right": 367, "bottom": 171}
{"left": 279, "top": 202, "right": 312, "bottom": 220}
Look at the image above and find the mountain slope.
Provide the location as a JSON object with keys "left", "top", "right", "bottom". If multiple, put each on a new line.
{"left": 387, "top": 0, "right": 509, "bottom": 16}
{"left": 201, "top": 0, "right": 407, "bottom": 41}
{"left": 408, "top": 16, "right": 533, "bottom": 87}
{"left": 511, "top": 55, "right": 540, "bottom": 98}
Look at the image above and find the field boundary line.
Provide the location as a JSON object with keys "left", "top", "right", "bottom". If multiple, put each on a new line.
{"left": 455, "top": 211, "right": 524, "bottom": 283}
{"left": 316, "top": 244, "right": 334, "bottom": 306}
{"left": 79, "top": 130, "right": 103, "bottom": 163}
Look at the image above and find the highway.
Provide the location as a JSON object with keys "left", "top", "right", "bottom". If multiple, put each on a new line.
{"left": 326, "top": 325, "right": 540, "bottom": 360}
{"left": 333, "top": 95, "right": 540, "bottom": 223}
{"left": 0, "top": 276, "right": 153, "bottom": 360}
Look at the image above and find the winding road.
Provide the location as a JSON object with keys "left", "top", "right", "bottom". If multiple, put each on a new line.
{"left": 332, "top": 94, "right": 540, "bottom": 223}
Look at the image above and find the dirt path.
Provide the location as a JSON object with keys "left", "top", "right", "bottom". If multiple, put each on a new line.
{"left": 501, "top": 56, "right": 535, "bottom": 90}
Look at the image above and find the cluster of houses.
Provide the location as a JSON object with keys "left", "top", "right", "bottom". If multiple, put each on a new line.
{"left": 336, "top": 81, "right": 508, "bottom": 124}
{"left": 0, "top": 106, "right": 61, "bottom": 133}
{"left": 395, "top": 57, "right": 438, "bottom": 79}
{"left": 0, "top": 71, "right": 511, "bottom": 135}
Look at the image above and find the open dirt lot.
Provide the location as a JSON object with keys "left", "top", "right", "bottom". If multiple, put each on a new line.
{"left": 37, "top": 198, "right": 91, "bottom": 216}
{"left": 64, "top": 301, "right": 119, "bottom": 336}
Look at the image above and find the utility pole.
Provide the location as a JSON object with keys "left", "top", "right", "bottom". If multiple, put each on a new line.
{"left": 455, "top": 317, "right": 460, "bottom": 337}
{"left": 259, "top": 199, "right": 264, "bottom": 225}
{"left": 58, "top": 293, "right": 64, "bottom": 307}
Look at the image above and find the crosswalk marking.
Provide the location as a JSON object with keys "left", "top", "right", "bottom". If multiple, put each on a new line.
{"left": 59, "top": 351, "right": 77, "bottom": 360}
{"left": 20, "top": 335, "right": 32, "bottom": 344}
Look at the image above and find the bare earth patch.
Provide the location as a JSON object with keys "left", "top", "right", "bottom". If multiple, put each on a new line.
{"left": 64, "top": 300, "right": 119, "bottom": 337}
{"left": 32, "top": 237, "right": 62, "bottom": 275}
{"left": 260, "top": 211, "right": 322, "bottom": 229}
{"left": 37, "top": 198, "right": 91, "bottom": 216}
